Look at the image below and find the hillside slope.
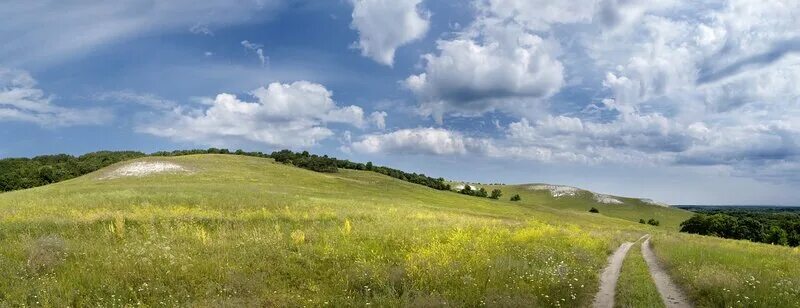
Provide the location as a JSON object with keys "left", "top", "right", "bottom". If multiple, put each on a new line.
{"left": 0, "top": 154, "right": 644, "bottom": 306}
{"left": 0, "top": 154, "right": 797, "bottom": 307}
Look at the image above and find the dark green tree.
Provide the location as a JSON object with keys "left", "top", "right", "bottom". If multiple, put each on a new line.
{"left": 490, "top": 189, "right": 502, "bottom": 199}
{"left": 510, "top": 194, "right": 521, "bottom": 201}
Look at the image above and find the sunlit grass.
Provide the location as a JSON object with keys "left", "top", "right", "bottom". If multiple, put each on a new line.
{"left": 0, "top": 155, "right": 637, "bottom": 306}
{"left": 615, "top": 241, "right": 664, "bottom": 308}
{"left": 653, "top": 233, "right": 800, "bottom": 308}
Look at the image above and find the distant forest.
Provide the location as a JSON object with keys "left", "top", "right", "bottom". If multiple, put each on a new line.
{"left": 678, "top": 207, "right": 800, "bottom": 247}
{"left": 0, "top": 149, "right": 451, "bottom": 193}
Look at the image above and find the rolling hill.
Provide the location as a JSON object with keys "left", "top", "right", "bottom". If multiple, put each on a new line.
{"left": 0, "top": 154, "right": 797, "bottom": 307}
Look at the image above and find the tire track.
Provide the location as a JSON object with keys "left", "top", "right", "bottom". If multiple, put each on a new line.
{"left": 641, "top": 236, "right": 693, "bottom": 308}
{"left": 592, "top": 241, "right": 635, "bottom": 308}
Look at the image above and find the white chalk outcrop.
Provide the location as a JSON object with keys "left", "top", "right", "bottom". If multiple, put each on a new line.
{"left": 102, "top": 161, "right": 188, "bottom": 179}
{"left": 527, "top": 184, "right": 582, "bottom": 197}
{"left": 594, "top": 194, "right": 624, "bottom": 204}
{"left": 641, "top": 198, "right": 671, "bottom": 207}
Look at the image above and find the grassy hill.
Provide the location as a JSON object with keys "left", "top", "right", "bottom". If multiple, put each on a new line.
{"left": 483, "top": 184, "right": 693, "bottom": 230}
{"left": 0, "top": 154, "right": 797, "bottom": 307}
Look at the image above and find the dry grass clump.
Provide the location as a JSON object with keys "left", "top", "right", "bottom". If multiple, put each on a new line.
{"left": 26, "top": 235, "right": 67, "bottom": 274}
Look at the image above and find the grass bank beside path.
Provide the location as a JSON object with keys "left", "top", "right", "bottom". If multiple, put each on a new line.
{"left": 652, "top": 233, "right": 800, "bottom": 308}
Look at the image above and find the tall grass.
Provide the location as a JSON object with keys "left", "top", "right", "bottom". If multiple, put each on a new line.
{"left": 614, "top": 241, "right": 664, "bottom": 308}
{"left": 0, "top": 155, "right": 636, "bottom": 306}
{"left": 652, "top": 233, "right": 800, "bottom": 307}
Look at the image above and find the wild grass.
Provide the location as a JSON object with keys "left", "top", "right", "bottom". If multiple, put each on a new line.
{"left": 0, "top": 154, "right": 640, "bottom": 306}
{"left": 614, "top": 241, "right": 664, "bottom": 308}
{"left": 652, "top": 233, "right": 800, "bottom": 308}
{"left": 489, "top": 184, "right": 693, "bottom": 230}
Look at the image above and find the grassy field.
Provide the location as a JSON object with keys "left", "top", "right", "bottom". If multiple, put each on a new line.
{"left": 652, "top": 233, "right": 800, "bottom": 308}
{"left": 0, "top": 154, "right": 797, "bottom": 307}
{"left": 614, "top": 241, "right": 664, "bottom": 308}
{"left": 0, "top": 154, "right": 646, "bottom": 306}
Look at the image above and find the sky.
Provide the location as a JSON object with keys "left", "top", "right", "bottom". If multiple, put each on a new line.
{"left": 2, "top": 0, "right": 800, "bottom": 205}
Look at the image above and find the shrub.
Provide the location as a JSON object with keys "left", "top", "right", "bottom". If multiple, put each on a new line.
{"left": 510, "top": 194, "right": 521, "bottom": 201}
{"left": 490, "top": 189, "right": 502, "bottom": 199}
{"left": 647, "top": 218, "right": 660, "bottom": 226}
{"left": 589, "top": 207, "right": 599, "bottom": 213}
{"left": 639, "top": 219, "right": 646, "bottom": 224}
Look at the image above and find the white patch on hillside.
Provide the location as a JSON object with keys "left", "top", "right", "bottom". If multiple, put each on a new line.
{"left": 527, "top": 184, "right": 581, "bottom": 197}
{"left": 102, "top": 161, "right": 188, "bottom": 179}
{"left": 641, "top": 198, "right": 670, "bottom": 207}
{"left": 452, "top": 184, "right": 480, "bottom": 191}
{"left": 594, "top": 194, "right": 624, "bottom": 204}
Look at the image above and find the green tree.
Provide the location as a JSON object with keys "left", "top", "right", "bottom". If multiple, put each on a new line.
{"left": 365, "top": 161, "right": 373, "bottom": 171}
{"left": 647, "top": 218, "right": 660, "bottom": 226}
{"left": 589, "top": 207, "right": 599, "bottom": 213}
{"left": 489, "top": 189, "right": 502, "bottom": 199}
{"left": 639, "top": 219, "right": 646, "bottom": 224}
{"left": 510, "top": 194, "right": 521, "bottom": 201}
{"left": 766, "top": 226, "right": 789, "bottom": 246}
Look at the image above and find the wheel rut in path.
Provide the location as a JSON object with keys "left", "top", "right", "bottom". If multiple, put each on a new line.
{"left": 592, "top": 239, "right": 636, "bottom": 308}
{"left": 641, "top": 236, "right": 693, "bottom": 308}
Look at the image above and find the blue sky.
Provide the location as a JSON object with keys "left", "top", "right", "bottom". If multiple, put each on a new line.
{"left": 2, "top": 0, "right": 800, "bottom": 205}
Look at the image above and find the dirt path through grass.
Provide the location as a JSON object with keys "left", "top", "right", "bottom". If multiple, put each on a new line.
{"left": 641, "top": 236, "right": 692, "bottom": 308}
{"left": 592, "top": 241, "right": 636, "bottom": 308}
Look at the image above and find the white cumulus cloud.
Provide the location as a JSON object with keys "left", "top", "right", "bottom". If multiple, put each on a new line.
{"left": 140, "top": 81, "right": 377, "bottom": 148}
{"left": 350, "top": 0, "right": 430, "bottom": 66}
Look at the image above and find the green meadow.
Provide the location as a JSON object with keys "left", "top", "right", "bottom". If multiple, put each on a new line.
{"left": 0, "top": 154, "right": 797, "bottom": 307}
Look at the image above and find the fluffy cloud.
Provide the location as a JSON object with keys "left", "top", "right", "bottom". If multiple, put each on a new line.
{"left": 406, "top": 20, "right": 564, "bottom": 121}
{"left": 141, "top": 81, "right": 384, "bottom": 148}
{"left": 350, "top": 127, "right": 491, "bottom": 155}
{"left": 370, "top": 0, "right": 800, "bottom": 184}
{"left": 350, "top": 0, "right": 430, "bottom": 66}
{"left": 0, "top": 68, "right": 109, "bottom": 126}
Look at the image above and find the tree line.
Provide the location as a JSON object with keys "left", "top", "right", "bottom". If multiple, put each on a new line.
{"left": 679, "top": 208, "right": 800, "bottom": 247}
{"left": 1, "top": 148, "right": 452, "bottom": 193}
{"left": 0, "top": 151, "right": 146, "bottom": 192}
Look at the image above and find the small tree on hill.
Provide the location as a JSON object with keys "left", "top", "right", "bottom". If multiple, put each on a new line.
{"left": 490, "top": 189, "right": 502, "bottom": 199}
{"left": 477, "top": 187, "right": 488, "bottom": 198}
{"left": 639, "top": 219, "right": 646, "bottom": 224}
{"left": 647, "top": 218, "right": 660, "bottom": 226}
{"left": 589, "top": 207, "right": 599, "bottom": 213}
{"left": 365, "top": 161, "right": 373, "bottom": 171}
{"left": 510, "top": 194, "right": 521, "bottom": 201}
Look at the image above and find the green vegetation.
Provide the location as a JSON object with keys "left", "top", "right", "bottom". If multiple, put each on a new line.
{"left": 679, "top": 208, "right": 800, "bottom": 246}
{"left": 1, "top": 149, "right": 453, "bottom": 194}
{"left": 2, "top": 153, "right": 799, "bottom": 306}
{"left": 490, "top": 188, "right": 503, "bottom": 199}
{"left": 0, "top": 154, "right": 640, "bottom": 306}
{"left": 484, "top": 184, "right": 693, "bottom": 230}
{"left": 0, "top": 151, "right": 146, "bottom": 192}
{"left": 647, "top": 218, "right": 660, "bottom": 226}
{"left": 590, "top": 207, "right": 600, "bottom": 213}
{"left": 615, "top": 242, "right": 664, "bottom": 308}
{"left": 653, "top": 233, "right": 800, "bottom": 308}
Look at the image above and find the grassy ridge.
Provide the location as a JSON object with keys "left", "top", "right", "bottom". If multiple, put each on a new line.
{"left": 614, "top": 241, "right": 664, "bottom": 308}
{"left": 652, "top": 233, "right": 800, "bottom": 307}
{"left": 486, "top": 184, "right": 693, "bottom": 230}
{"left": 0, "top": 154, "right": 642, "bottom": 306}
